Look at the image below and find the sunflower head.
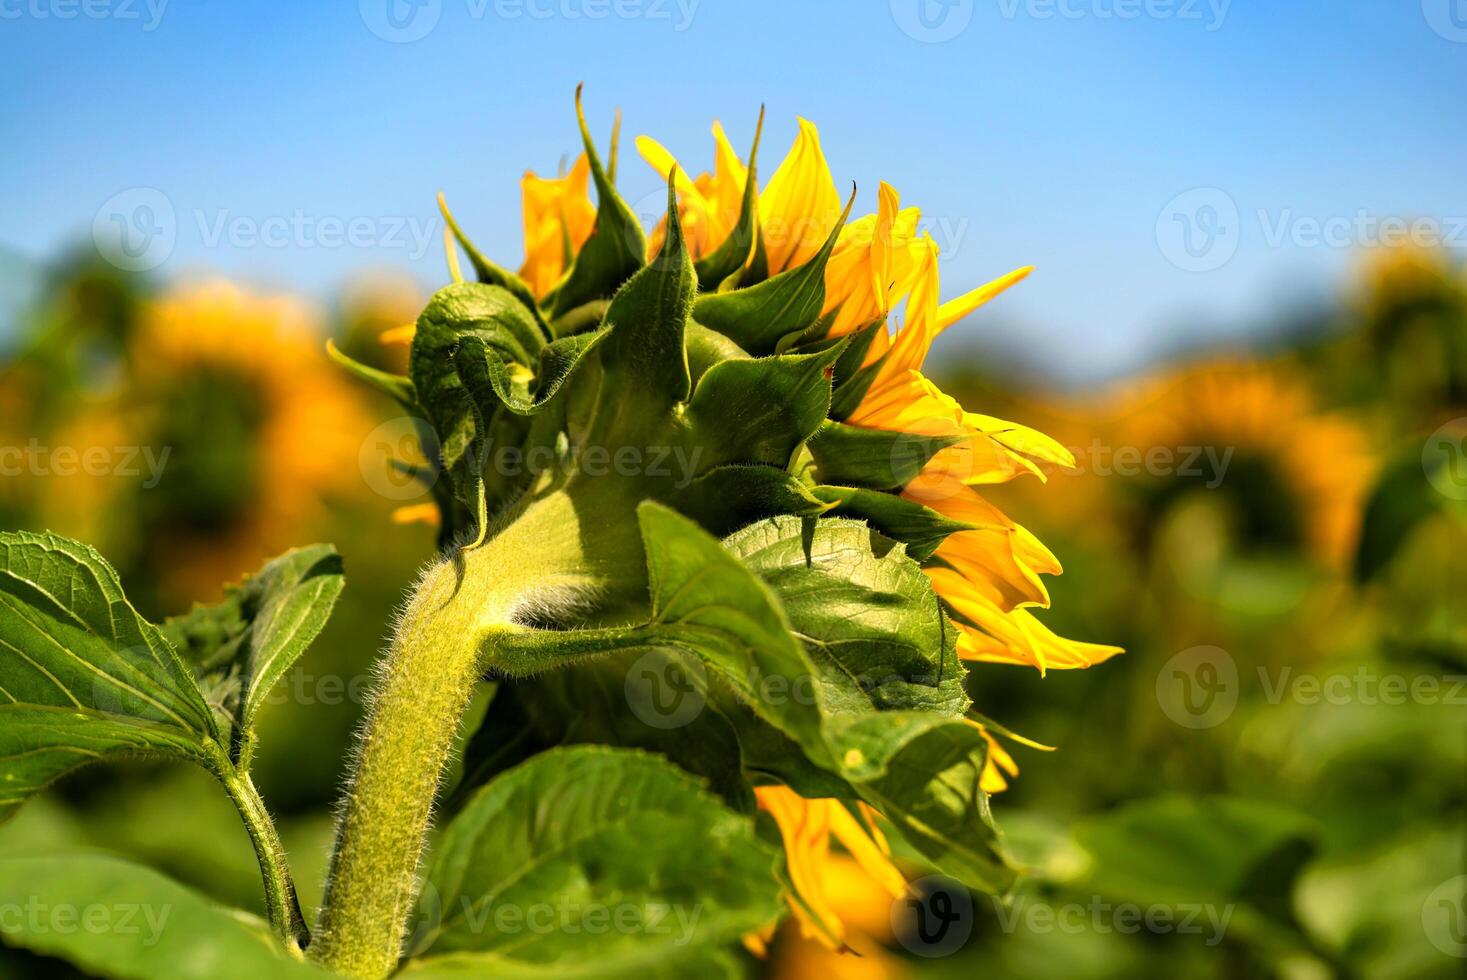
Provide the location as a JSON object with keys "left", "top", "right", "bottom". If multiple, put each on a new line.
{"left": 341, "top": 88, "right": 1118, "bottom": 948}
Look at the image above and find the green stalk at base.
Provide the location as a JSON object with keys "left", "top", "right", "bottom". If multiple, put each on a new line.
{"left": 310, "top": 490, "right": 615, "bottom": 978}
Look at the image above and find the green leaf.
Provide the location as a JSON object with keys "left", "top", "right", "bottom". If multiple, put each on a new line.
{"left": 415, "top": 746, "right": 780, "bottom": 964}
{"left": 547, "top": 88, "right": 648, "bottom": 318}
{"left": 692, "top": 187, "right": 853, "bottom": 355}
{"left": 811, "top": 485, "right": 975, "bottom": 560}
{"left": 0, "top": 853, "right": 328, "bottom": 979}
{"left": 593, "top": 177, "right": 695, "bottom": 431}
{"left": 692, "top": 107, "right": 764, "bottom": 293}
{"left": 487, "top": 507, "right": 1012, "bottom": 893}
{"left": 0, "top": 532, "right": 221, "bottom": 820}
{"left": 684, "top": 346, "right": 841, "bottom": 470}
{"left": 807, "top": 421, "right": 961, "bottom": 489}
{"left": 162, "top": 544, "right": 344, "bottom": 753}
{"left": 410, "top": 282, "right": 545, "bottom": 483}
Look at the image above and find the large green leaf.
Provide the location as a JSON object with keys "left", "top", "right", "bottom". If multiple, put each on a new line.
{"left": 0, "top": 532, "right": 222, "bottom": 819}
{"left": 0, "top": 853, "right": 327, "bottom": 980}
{"left": 162, "top": 544, "right": 344, "bottom": 756}
{"left": 546, "top": 87, "right": 647, "bottom": 319}
{"left": 415, "top": 746, "right": 780, "bottom": 964}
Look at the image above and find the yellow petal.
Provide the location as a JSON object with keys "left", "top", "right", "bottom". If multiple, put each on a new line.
{"left": 935, "top": 265, "right": 1034, "bottom": 333}
{"left": 760, "top": 117, "right": 841, "bottom": 273}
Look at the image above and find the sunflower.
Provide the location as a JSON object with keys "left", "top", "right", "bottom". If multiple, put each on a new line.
{"left": 121, "top": 280, "right": 369, "bottom": 602}
{"left": 633, "top": 118, "right": 1120, "bottom": 949}
{"left": 374, "top": 107, "right": 1116, "bottom": 955}
{"left": 1106, "top": 357, "right": 1374, "bottom": 569}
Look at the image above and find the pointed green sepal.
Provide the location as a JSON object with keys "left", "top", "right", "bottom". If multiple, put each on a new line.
{"left": 547, "top": 86, "right": 648, "bottom": 318}
{"left": 692, "top": 184, "right": 855, "bottom": 355}
{"left": 693, "top": 106, "right": 765, "bottom": 292}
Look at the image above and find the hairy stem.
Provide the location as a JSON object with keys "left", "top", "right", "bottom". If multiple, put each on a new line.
{"left": 221, "top": 767, "right": 309, "bottom": 952}
{"left": 311, "top": 491, "right": 602, "bottom": 978}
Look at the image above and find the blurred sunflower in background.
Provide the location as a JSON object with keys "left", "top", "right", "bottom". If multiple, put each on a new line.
{"left": 35, "top": 279, "right": 370, "bottom": 609}
{"left": 1108, "top": 358, "right": 1374, "bottom": 572}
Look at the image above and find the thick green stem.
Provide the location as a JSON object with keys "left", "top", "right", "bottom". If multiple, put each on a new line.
{"left": 221, "top": 767, "right": 310, "bottom": 952}
{"left": 311, "top": 491, "right": 608, "bottom": 979}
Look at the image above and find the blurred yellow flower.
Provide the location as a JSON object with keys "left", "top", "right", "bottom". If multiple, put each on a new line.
{"left": 1112, "top": 358, "right": 1374, "bottom": 568}
{"left": 124, "top": 280, "right": 369, "bottom": 601}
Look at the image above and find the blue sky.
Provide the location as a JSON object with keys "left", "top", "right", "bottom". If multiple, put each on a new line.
{"left": 2, "top": 0, "right": 1464, "bottom": 381}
